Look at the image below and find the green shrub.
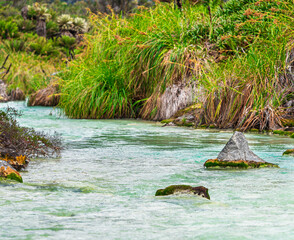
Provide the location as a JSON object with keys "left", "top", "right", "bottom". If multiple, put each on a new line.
{"left": 17, "top": 19, "right": 36, "bottom": 33}
{"left": 3, "top": 39, "right": 27, "bottom": 52}
{"left": 21, "top": 32, "right": 38, "bottom": 42}
{"left": 58, "top": 35, "right": 76, "bottom": 48}
{"left": 0, "top": 19, "right": 18, "bottom": 39}
{"left": 46, "top": 20, "right": 59, "bottom": 38}
{"left": 0, "top": 5, "right": 19, "bottom": 18}
{"left": 29, "top": 37, "right": 59, "bottom": 57}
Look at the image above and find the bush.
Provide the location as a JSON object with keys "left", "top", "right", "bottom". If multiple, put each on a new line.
{"left": 0, "top": 19, "right": 18, "bottom": 39}
{"left": 46, "top": 20, "right": 59, "bottom": 38}
{"left": 3, "top": 39, "right": 27, "bottom": 52}
{"left": 17, "top": 19, "right": 36, "bottom": 33}
{"left": 0, "top": 107, "right": 62, "bottom": 158}
{"left": 29, "top": 37, "right": 59, "bottom": 57}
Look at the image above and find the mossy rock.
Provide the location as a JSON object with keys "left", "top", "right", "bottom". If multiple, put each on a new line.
{"left": 155, "top": 185, "right": 210, "bottom": 199}
{"left": 204, "top": 159, "right": 279, "bottom": 169}
{"left": 172, "top": 103, "right": 202, "bottom": 119}
{"left": 6, "top": 172, "right": 23, "bottom": 183}
{"left": 273, "top": 130, "right": 293, "bottom": 136}
{"left": 0, "top": 161, "right": 23, "bottom": 183}
{"left": 161, "top": 119, "right": 173, "bottom": 124}
{"left": 283, "top": 149, "right": 294, "bottom": 156}
{"left": 249, "top": 128, "right": 259, "bottom": 132}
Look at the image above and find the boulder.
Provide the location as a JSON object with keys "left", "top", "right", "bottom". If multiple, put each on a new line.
{"left": 8, "top": 88, "right": 25, "bottom": 101}
{"left": 155, "top": 185, "right": 210, "bottom": 199}
{"left": 204, "top": 131, "right": 279, "bottom": 169}
{"left": 161, "top": 103, "right": 204, "bottom": 127}
{"left": 142, "top": 80, "right": 205, "bottom": 121}
{"left": 0, "top": 80, "right": 25, "bottom": 102}
{"left": 28, "top": 84, "right": 60, "bottom": 107}
{"left": 283, "top": 149, "right": 294, "bottom": 156}
{"left": 0, "top": 160, "right": 23, "bottom": 183}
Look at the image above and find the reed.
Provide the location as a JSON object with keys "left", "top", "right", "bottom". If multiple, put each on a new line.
{"left": 59, "top": 0, "right": 294, "bottom": 131}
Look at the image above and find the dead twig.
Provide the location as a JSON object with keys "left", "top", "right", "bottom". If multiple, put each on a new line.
{"left": 0, "top": 55, "right": 12, "bottom": 79}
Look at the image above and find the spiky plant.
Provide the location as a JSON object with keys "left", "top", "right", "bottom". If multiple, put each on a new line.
{"left": 27, "top": 3, "right": 51, "bottom": 37}
{"left": 27, "top": 3, "right": 51, "bottom": 21}
{"left": 57, "top": 14, "right": 73, "bottom": 31}
{"left": 73, "top": 17, "right": 88, "bottom": 34}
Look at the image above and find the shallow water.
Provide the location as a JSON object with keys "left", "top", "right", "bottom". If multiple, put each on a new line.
{"left": 0, "top": 101, "right": 293, "bottom": 240}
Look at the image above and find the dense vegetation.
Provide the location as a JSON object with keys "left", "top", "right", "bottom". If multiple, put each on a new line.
{"left": 0, "top": 0, "right": 153, "bottom": 95}
{"left": 59, "top": 0, "right": 294, "bottom": 131}
{"left": 0, "top": 0, "right": 89, "bottom": 94}
{"left": 0, "top": 0, "right": 293, "bottom": 131}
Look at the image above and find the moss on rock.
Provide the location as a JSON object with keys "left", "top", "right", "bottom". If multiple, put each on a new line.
{"left": 204, "top": 159, "right": 279, "bottom": 169}
{"left": 0, "top": 163, "right": 23, "bottom": 183}
{"left": 273, "top": 130, "right": 293, "bottom": 136}
{"left": 249, "top": 128, "right": 259, "bottom": 132}
{"left": 283, "top": 149, "right": 294, "bottom": 155}
{"left": 155, "top": 185, "right": 210, "bottom": 199}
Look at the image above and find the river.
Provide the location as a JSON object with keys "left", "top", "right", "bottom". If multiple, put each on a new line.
{"left": 0, "top": 101, "right": 293, "bottom": 239}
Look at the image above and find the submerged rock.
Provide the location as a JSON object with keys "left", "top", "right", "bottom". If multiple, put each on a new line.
{"left": 28, "top": 84, "right": 59, "bottom": 107}
{"left": 283, "top": 149, "right": 294, "bottom": 156}
{"left": 204, "top": 132, "right": 279, "bottom": 169}
{"left": 155, "top": 185, "right": 210, "bottom": 199}
{"left": 0, "top": 160, "right": 23, "bottom": 183}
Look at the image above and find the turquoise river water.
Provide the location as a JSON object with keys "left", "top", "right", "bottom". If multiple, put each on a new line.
{"left": 0, "top": 101, "right": 294, "bottom": 240}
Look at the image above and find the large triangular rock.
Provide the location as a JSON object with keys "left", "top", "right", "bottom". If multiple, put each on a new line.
{"left": 217, "top": 131, "right": 264, "bottom": 162}
{"left": 204, "top": 132, "right": 278, "bottom": 169}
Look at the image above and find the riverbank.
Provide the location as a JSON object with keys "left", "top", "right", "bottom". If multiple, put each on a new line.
{"left": 57, "top": 0, "right": 294, "bottom": 132}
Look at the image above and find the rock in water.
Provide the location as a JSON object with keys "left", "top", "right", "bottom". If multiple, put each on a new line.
{"left": 9, "top": 88, "right": 25, "bottom": 101}
{"left": 28, "top": 84, "right": 59, "bottom": 107}
{"left": 217, "top": 131, "right": 264, "bottom": 162}
{"left": 283, "top": 149, "right": 294, "bottom": 156}
{"left": 204, "top": 131, "right": 279, "bottom": 169}
{"left": 155, "top": 185, "right": 210, "bottom": 199}
{"left": 0, "top": 160, "right": 23, "bottom": 183}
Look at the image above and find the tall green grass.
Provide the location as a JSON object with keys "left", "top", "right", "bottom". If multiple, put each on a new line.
{"left": 59, "top": 2, "right": 209, "bottom": 118}
{"left": 59, "top": 0, "right": 294, "bottom": 130}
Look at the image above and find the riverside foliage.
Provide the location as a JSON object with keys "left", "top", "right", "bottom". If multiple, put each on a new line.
{"left": 59, "top": 0, "right": 294, "bottom": 130}
{"left": 0, "top": 0, "right": 89, "bottom": 94}
{"left": 0, "top": 107, "right": 62, "bottom": 158}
